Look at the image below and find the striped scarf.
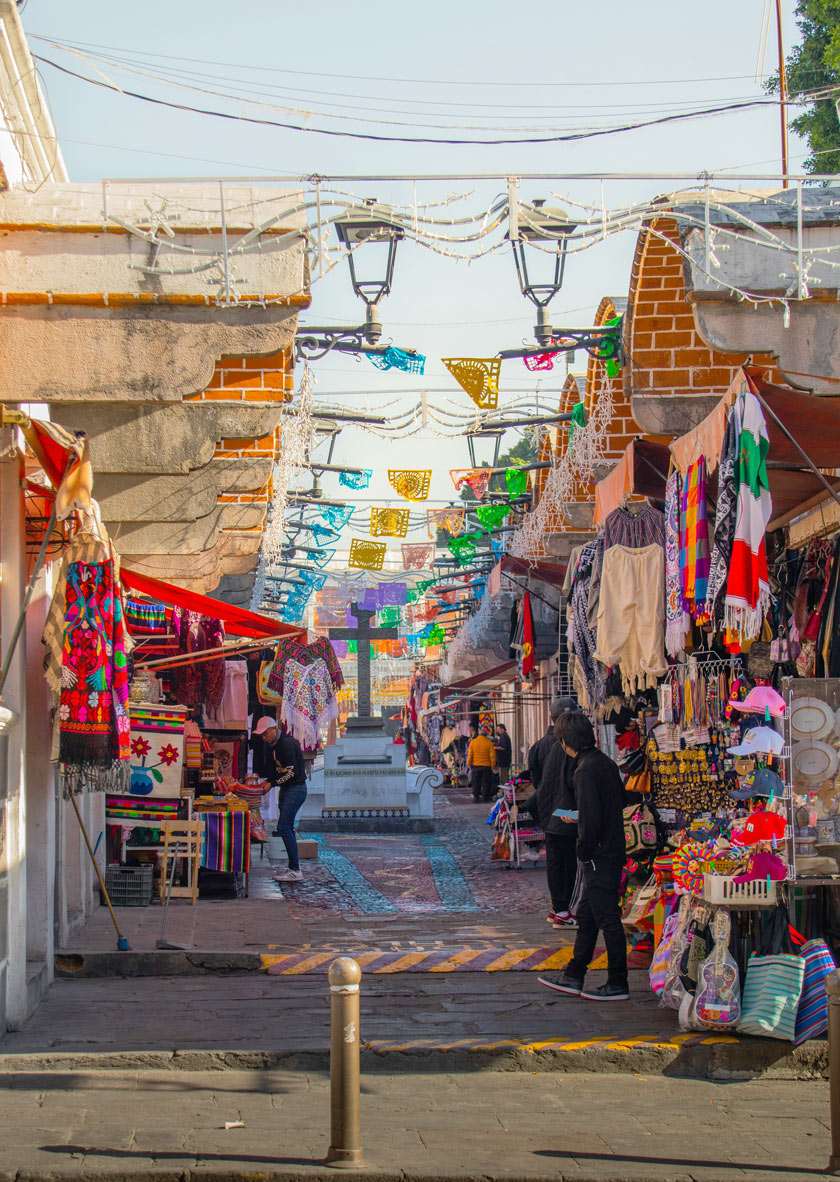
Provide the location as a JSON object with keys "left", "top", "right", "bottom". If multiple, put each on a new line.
{"left": 680, "top": 457, "right": 711, "bottom": 624}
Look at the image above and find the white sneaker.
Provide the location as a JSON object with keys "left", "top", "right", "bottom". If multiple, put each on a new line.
{"left": 273, "top": 868, "right": 303, "bottom": 882}
{"left": 552, "top": 911, "right": 577, "bottom": 929}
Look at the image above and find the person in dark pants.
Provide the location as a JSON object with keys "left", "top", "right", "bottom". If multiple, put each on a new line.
{"left": 466, "top": 723, "right": 497, "bottom": 802}
{"left": 538, "top": 712, "right": 628, "bottom": 1001}
{"left": 253, "top": 717, "right": 308, "bottom": 884}
{"left": 525, "top": 697, "right": 578, "bottom": 928}
{"left": 493, "top": 724, "right": 512, "bottom": 786}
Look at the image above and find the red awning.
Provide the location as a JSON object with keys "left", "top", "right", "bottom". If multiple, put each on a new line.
{"left": 120, "top": 567, "right": 302, "bottom": 640}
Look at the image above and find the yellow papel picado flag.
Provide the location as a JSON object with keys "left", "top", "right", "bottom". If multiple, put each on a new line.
{"left": 442, "top": 357, "right": 501, "bottom": 410}
{"left": 348, "top": 539, "right": 387, "bottom": 570}
{"left": 369, "top": 507, "right": 410, "bottom": 537}
{"left": 388, "top": 469, "right": 432, "bottom": 502}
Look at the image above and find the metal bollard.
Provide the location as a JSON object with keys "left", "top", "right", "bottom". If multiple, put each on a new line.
{"left": 829, "top": 970, "right": 840, "bottom": 1174}
{"left": 325, "top": 957, "right": 365, "bottom": 1169}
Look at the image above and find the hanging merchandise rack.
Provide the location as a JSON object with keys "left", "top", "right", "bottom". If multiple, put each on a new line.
{"left": 658, "top": 654, "right": 744, "bottom": 735}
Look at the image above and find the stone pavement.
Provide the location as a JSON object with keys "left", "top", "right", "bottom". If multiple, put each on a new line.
{"left": 0, "top": 1066, "right": 830, "bottom": 1181}
{"left": 16, "top": 782, "right": 826, "bottom": 1083}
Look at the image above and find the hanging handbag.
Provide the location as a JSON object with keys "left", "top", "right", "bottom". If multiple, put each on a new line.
{"left": 737, "top": 904, "right": 805, "bottom": 1041}
{"left": 793, "top": 938, "right": 837, "bottom": 1046}
{"left": 257, "top": 659, "right": 283, "bottom": 706}
{"left": 624, "top": 799, "right": 658, "bottom": 857}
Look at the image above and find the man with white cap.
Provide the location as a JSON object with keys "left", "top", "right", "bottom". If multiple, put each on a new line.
{"left": 252, "top": 716, "right": 308, "bottom": 884}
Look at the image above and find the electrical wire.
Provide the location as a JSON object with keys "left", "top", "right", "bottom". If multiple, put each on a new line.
{"left": 34, "top": 53, "right": 804, "bottom": 147}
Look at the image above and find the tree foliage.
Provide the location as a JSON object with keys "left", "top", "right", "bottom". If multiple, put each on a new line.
{"left": 767, "top": 0, "right": 840, "bottom": 174}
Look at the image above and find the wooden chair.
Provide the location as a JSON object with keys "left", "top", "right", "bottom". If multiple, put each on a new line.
{"left": 159, "top": 820, "right": 203, "bottom": 906}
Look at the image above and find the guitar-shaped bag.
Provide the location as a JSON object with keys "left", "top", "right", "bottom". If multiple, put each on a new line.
{"left": 691, "top": 909, "right": 741, "bottom": 1030}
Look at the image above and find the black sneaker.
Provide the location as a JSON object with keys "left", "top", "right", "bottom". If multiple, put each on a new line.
{"left": 537, "top": 973, "right": 584, "bottom": 996}
{"left": 580, "top": 982, "right": 629, "bottom": 1001}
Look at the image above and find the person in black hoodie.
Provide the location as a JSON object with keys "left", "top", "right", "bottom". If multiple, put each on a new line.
{"left": 538, "top": 711, "right": 628, "bottom": 1002}
{"left": 533, "top": 702, "right": 580, "bottom": 930}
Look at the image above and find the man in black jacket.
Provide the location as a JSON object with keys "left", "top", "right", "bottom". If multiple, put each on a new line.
{"left": 534, "top": 703, "right": 580, "bottom": 929}
{"left": 538, "top": 712, "right": 628, "bottom": 1001}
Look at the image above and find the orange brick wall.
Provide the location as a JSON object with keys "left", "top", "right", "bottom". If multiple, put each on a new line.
{"left": 626, "top": 216, "right": 778, "bottom": 396}
{"left": 185, "top": 346, "right": 295, "bottom": 524}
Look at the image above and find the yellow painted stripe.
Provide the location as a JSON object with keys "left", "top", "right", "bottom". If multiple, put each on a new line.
{"left": 363, "top": 1033, "right": 742, "bottom": 1054}
{"left": 278, "top": 953, "right": 332, "bottom": 975}
{"left": 427, "top": 949, "right": 487, "bottom": 972}
{"left": 261, "top": 945, "right": 626, "bottom": 974}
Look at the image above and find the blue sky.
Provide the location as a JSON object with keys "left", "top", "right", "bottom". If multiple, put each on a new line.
{"left": 23, "top": 0, "right": 809, "bottom": 557}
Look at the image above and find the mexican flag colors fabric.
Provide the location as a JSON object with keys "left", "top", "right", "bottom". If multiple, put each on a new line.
{"left": 724, "top": 385, "right": 772, "bottom": 642}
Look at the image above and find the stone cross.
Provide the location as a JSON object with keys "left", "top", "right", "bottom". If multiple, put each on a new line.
{"left": 329, "top": 603, "right": 398, "bottom": 723}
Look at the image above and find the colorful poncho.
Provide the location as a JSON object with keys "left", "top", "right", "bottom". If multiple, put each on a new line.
{"left": 680, "top": 457, "right": 711, "bottom": 624}
{"left": 705, "top": 406, "right": 740, "bottom": 629}
{"left": 57, "top": 559, "right": 131, "bottom": 795}
{"left": 724, "top": 387, "right": 772, "bottom": 641}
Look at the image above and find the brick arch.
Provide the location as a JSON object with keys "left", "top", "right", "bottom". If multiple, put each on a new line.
{"left": 625, "top": 215, "right": 777, "bottom": 403}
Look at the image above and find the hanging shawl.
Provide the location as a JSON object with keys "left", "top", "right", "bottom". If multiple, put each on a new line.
{"left": 680, "top": 457, "right": 711, "bottom": 624}
{"left": 57, "top": 559, "right": 131, "bottom": 795}
{"left": 665, "top": 471, "right": 690, "bottom": 656}
{"left": 568, "top": 540, "right": 606, "bottom": 709}
{"left": 705, "top": 406, "right": 740, "bottom": 628}
{"left": 724, "top": 388, "right": 773, "bottom": 640}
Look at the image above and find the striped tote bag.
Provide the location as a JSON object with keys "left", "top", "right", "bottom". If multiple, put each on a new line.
{"left": 794, "top": 940, "right": 836, "bottom": 1046}
{"left": 737, "top": 954, "right": 805, "bottom": 1042}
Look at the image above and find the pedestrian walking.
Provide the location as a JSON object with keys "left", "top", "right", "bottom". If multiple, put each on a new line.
{"left": 466, "top": 723, "right": 497, "bottom": 802}
{"left": 538, "top": 711, "right": 629, "bottom": 1001}
{"left": 253, "top": 717, "right": 308, "bottom": 884}
{"left": 493, "top": 723, "right": 512, "bottom": 786}
{"left": 525, "top": 697, "right": 579, "bottom": 927}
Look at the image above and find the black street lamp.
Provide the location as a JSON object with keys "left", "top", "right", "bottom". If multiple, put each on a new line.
{"left": 502, "top": 199, "right": 622, "bottom": 365}
{"left": 295, "top": 200, "right": 418, "bottom": 362}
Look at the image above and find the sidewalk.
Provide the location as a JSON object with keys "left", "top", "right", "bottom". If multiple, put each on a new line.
{"left": 0, "top": 1066, "right": 829, "bottom": 1181}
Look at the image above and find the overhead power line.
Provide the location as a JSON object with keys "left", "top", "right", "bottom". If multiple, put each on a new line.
{"left": 34, "top": 53, "right": 802, "bottom": 148}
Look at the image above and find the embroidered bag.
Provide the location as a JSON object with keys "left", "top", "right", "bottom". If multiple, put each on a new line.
{"left": 624, "top": 800, "right": 658, "bottom": 857}
{"left": 793, "top": 938, "right": 836, "bottom": 1046}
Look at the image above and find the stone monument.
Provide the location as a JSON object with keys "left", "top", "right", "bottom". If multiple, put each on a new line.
{"left": 298, "top": 602, "right": 439, "bottom": 832}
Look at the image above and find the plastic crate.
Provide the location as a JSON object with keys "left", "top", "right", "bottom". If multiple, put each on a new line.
{"left": 103, "top": 864, "right": 154, "bottom": 907}
{"left": 701, "top": 873, "right": 777, "bottom": 907}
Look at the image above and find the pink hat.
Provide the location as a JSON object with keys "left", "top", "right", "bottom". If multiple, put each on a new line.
{"left": 732, "top": 849, "right": 787, "bottom": 883}
{"left": 253, "top": 716, "right": 278, "bottom": 736}
{"left": 728, "top": 685, "right": 786, "bottom": 719}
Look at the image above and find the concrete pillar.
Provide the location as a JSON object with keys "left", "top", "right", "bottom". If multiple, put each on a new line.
{"left": 0, "top": 433, "right": 27, "bottom": 1029}
{"left": 24, "top": 561, "right": 55, "bottom": 988}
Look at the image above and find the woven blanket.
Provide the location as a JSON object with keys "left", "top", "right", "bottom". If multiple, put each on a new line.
{"left": 201, "top": 811, "right": 250, "bottom": 874}
{"left": 680, "top": 457, "right": 711, "bottom": 623}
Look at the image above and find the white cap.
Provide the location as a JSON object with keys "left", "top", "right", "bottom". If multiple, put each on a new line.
{"left": 253, "top": 716, "right": 278, "bottom": 736}
{"left": 727, "top": 726, "right": 784, "bottom": 756}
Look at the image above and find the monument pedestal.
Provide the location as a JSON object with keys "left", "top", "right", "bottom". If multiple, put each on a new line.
{"left": 299, "top": 722, "right": 438, "bottom": 833}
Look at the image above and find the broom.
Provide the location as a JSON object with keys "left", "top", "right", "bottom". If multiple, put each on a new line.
{"left": 69, "top": 794, "right": 131, "bottom": 952}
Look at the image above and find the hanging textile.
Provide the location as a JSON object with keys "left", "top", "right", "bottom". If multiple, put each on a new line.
{"left": 442, "top": 357, "right": 501, "bottom": 410}
{"left": 339, "top": 469, "right": 372, "bottom": 490}
{"left": 475, "top": 502, "right": 511, "bottom": 531}
{"left": 450, "top": 468, "right": 492, "bottom": 499}
{"left": 523, "top": 353, "right": 558, "bottom": 372}
{"left": 427, "top": 507, "right": 465, "bottom": 538}
{"left": 202, "top": 810, "right": 250, "bottom": 874}
{"left": 706, "top": 407, "right": 741, "bottom": 629}
{"left": 665, "top": 471, "right": 690, "bottom": 657}
{"left": 448, "top": 536, "right": 477, "bottom": 566}
{"left": 680, "top": 456, "right": 711, "bottom": 624}
{"left": 125, "top": 596, "right": 179, "bottom": 659}
{"left": 505, "top": 467, "right": 528, "bottom": 498}
{"left": 168, "top": 611, "right": 226, "bottom": 712}
{"left": 309, "top": 522, "right": 341, "bottom": 547}
{"left": 319, "top": 504, "right": 354, "bottom": 530}
{"left": 378, "top": 582, "right": 408, "bottom": 607}
{"left": 366, "top": 347, "right": 425, "bottom": 374}
{"left": 349, "top": 539, "right": 386, "bottom": 570}
{"left": 388, "top": 470, "right": 431, "bottom": 501}
{"left": 567, "top": 539, "right": 606, "bottom": 710}
{"left": 369, "top": 507, "right": 410, "bottom": 537}
{"left": 128, "top": 704, "right": 187, "bottom": 797}
{"left": 724, "top": 388, "right": 773, "bottom": 641}
{"left": 402, "top": 542, "right": 435, "bottom": 570}
{"left": 53, "top": 555, "right": 131, "bottom": 795}
{"left": 266, "top": 636, "right": 344, "bottom": 749}
{"left": 521, "top": 592, "right": 536, "bottom": 677}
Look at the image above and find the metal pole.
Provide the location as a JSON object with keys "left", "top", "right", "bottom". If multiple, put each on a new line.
{"left": 325, "top": 957, "right": 364, "bottom": 1169}
{"left": 775, "top": 0, "right": 789, "bottom": 188}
